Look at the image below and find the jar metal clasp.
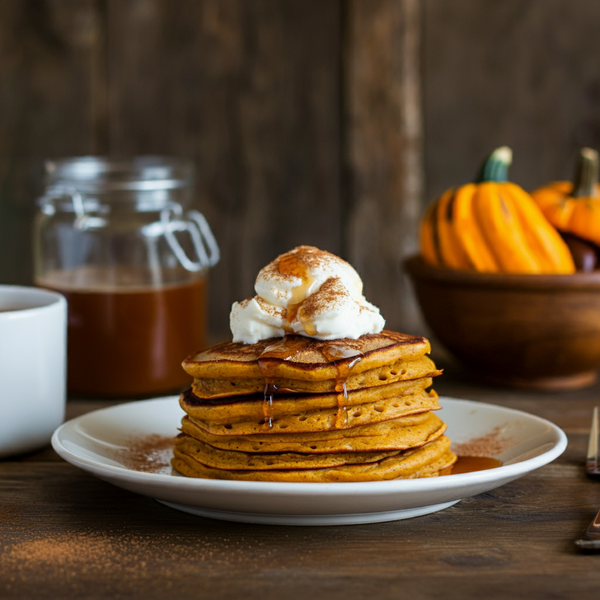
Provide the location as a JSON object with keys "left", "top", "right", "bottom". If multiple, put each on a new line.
{"left": 161, "top": 203, "right": 220, "bottom": 272}
{"left": 38, "top": 186, "right": 105, "bottom": 231}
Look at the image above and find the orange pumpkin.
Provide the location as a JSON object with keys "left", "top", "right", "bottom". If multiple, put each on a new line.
{"left": 420, "top": 146, "right": 575, "bottom": 274}
{"left": 531, "top": 148, "right": 600, "bottom": 246}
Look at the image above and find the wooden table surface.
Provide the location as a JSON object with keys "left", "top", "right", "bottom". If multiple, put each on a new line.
{"left": 2, "top": 360, "right": 600, "bottom": 600}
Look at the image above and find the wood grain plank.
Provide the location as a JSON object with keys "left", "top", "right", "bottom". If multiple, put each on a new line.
{"left": 0, "top": 0, "right": 107, "bottom": 285}
{"left": 106, "top": 0, "right": 342, "bottom": 340}
{"left": 344, "top": 0, "right": 423, "bottom": 335}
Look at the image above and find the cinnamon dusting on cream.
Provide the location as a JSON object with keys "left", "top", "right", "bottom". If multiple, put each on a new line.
{"left": 230, "top": 246, "right": 385, "bottom": 343}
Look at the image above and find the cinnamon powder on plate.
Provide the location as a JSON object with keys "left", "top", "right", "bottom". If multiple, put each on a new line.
{"left": 116, "top": 434, "right": 174, "bottom": 474}
{"left": 452, "top": 426, "right": 512, "bottom": 457}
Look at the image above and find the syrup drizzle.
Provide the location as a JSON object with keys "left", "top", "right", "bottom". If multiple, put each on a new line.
{"left": 257, "top": 336, "right": 305, "bottom": 429}
{"left": 257, "top": 253, "right": 314, "bottom": 429}
{"left": 262, "top": 382, "right": 275, "bottom": 428}
{"left": 258, "top": 339, "right": 363, "bottom": 430}
{"left": 256, "top": 252, "right": 363, "bottom": 430}
{"left": 277, "top": 254, "right": 316, "bottom": 332}
{"left": 337, "top": 382, "right": 349, "bottom": 428}
{"left": 320, "top": 345, "right": 363, "bottom": 429}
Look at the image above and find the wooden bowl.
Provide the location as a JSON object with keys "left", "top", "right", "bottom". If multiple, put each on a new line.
{"left": 405, "top": 255, "right": 600, "bottom": 390}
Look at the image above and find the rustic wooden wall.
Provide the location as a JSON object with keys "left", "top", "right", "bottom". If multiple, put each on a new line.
{"left": 345, "top": 0, "right": 422, "bottom": 336}
{"left": 0, "top": 0, "right": 104, "bottom": 282}
{"left": 1, "top": 0, "right": 600, "bottom": 342}
{"left": 105, "top": 0, "right": 345, "bottom": 338}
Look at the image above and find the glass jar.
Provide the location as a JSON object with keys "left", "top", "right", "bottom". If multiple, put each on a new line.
{"left": 33, "top": 156, "right": 219, "bottom": 398}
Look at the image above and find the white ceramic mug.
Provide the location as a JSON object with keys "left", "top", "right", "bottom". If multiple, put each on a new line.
{"left": 0, "top": 285, "right": 67, "bottom": 457}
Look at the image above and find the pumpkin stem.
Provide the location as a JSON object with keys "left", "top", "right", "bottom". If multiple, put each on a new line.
{"left": 572, "top": 147, "right": 599, "bottom": 198}
{"left": 475, "top": 146, "right": 513, "bottom": 183}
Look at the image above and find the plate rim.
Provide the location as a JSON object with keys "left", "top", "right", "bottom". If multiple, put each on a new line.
{"left": 51, "top": 395, "right": 568, "bottom": 496}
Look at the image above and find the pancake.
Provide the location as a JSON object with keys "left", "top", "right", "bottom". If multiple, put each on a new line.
{"left": 174, "top": 434, "right": 406, "bottom": 470}
{"left": 184, "top": 388, "right": 440, "bottom": 436}
{"left": 183, "top": 378, "right": 435, "bottom": 424}
{"left": 183, "top": 331, "right": 438, "bottom": 398}
{"left": 172, "top": 435, "right": 456, "bottom": 482}
{"left": 181, "top": 411, "right": 446, "bottom": 454}
{"left": 191, "top": 354, "right": 439, "bottom": 398}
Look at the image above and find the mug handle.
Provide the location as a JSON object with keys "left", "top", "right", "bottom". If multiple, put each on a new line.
{"left": 161, "top": 205, "right": 220, "bottom": 272}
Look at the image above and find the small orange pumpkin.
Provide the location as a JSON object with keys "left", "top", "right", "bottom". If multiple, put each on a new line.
{"left": 531, "top": 148, "right": 600, "bottom": 247}
{"left": 420, "top": 146, "right": 575, "bottom": 274}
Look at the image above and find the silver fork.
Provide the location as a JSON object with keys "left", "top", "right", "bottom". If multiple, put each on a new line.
{"left": 575, "top": 406, "right": 600, "bottom": 550}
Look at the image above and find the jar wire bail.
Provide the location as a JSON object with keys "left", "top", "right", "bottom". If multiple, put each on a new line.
{"left": 161, "top": 203, "right": 220, "bottom": 272}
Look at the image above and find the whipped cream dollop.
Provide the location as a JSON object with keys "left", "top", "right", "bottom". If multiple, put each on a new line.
{"left": 230, "top": 246, "right": 385, "bottom": 343}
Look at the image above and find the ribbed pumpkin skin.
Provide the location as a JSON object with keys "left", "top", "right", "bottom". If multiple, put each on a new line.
{"left": 420, "top": 148, "right": 575, "bottom": 274}
{"left": 532, "top": 182, "right": 600, "bottom": 246}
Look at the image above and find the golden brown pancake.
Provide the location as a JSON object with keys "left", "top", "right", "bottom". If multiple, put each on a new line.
{"left": 181, "top": 411, "right": 446, "bottom": 454}
{"left": 184, "top": 388, "right": 440, "bottom": 436}
{"left": 175, "top": 434, "right": 406, "bottom": 470}
{"left": 183, "top": 378, "right": 435, "bottom": 424}
{"left": 172, "top": 435, "right": 456, "bottom": 482}
{"left": 183, "top": 331, "right": 438, "bottom": 398}
{"left": 191, "top": 355, "right": 439, "bottom": 398}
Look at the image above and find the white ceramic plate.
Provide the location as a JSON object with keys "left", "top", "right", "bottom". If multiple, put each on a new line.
{"left": 52, "top": 396, "right": 567, "bottom": 526}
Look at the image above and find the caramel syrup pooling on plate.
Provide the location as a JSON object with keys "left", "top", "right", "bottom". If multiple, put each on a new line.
{"left": 444, "top": 456, "right": 502, "bottom": 475}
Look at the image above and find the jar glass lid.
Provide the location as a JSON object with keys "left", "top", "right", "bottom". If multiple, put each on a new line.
{"left": 44, "top": 156, "right": 194, "bottom": 193}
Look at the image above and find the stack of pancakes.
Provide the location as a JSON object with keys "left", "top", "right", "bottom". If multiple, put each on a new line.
{"left": 172, "top": 330, "right": 456, "bottom": 482}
